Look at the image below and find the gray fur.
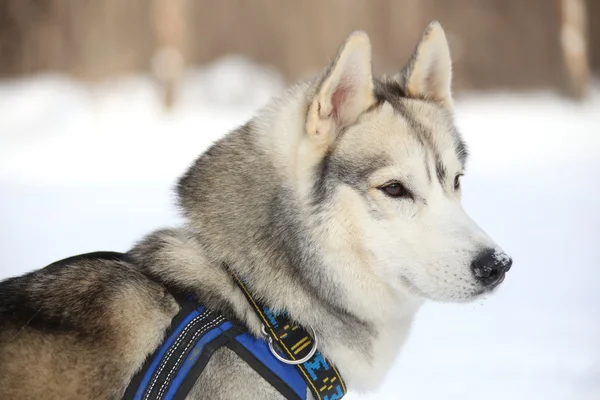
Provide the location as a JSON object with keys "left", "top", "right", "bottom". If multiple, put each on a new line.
{"left": 176, "top": 121, "right": 374, "bottom": 352}
{"left": 312, "top": 78, "right": 467, "bottom": 205}
{"left": 190, "top": 348, "right": 301, "bottom": 400}
{"left": 0, "top": 23, "right": 509, "bottom": 400}
{"left": 375, "top": 79, "right": 466, "bottom": 188}
{"left": 0, "top": 255, "right": 179, "bottom": 399}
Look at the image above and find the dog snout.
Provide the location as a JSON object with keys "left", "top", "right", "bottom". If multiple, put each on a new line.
{"left": 470, "top": 249, "right": 512, "bottom": 289}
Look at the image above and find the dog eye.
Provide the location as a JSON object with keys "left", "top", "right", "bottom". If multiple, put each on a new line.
{"left": 454, "top": 174, "right": 463, "bottom": 190}
{"left": 379, "top": 182, "right": 411, "bottom": 198}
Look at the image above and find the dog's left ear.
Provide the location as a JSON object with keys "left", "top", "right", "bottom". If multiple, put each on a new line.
{"left": 398, "top": 21, "right": 453, "bottom": 108}
{"left": 306, "top": 31, "right": 377, "bottom": 144}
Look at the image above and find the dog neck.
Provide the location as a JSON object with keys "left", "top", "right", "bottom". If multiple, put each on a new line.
{"left": 149, "top": 86, "right": 424, "bottom": 391}
{"left": 130, "top": 227, "right": 422, "bottom": 392}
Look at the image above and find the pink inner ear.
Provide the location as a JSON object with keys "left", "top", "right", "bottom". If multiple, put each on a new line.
{"left": 331, "top": 81, "right": 351, "bottom": 121}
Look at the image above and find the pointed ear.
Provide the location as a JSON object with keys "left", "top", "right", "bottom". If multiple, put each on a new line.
{"left": 306, "top": 31, "right": 377, "bottom": 143}
{"left": 398, "top": 21, "right": 453, "bottom": 108}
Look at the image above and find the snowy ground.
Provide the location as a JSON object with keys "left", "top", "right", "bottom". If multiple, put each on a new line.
{"left": 1, "top": 58, "right": 599, "bottom": 399}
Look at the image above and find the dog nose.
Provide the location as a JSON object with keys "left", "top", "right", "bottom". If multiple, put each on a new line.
{"left": 470, "top": 249, "right": 512, "bottom": 289}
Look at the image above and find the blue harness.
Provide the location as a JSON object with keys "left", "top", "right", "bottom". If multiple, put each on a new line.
{"left": 117, "top": 260, "right": 347, "bottom": 400}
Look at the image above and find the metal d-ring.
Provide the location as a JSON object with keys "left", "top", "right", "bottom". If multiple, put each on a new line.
{"left": 261, "top": 325, "right": 318, "bottom": 365}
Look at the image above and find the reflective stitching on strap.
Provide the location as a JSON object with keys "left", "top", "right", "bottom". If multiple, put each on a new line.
{"left": 155, "top": 316, "right": 226, "bottom": 399}
{"left": 142, "top": 310, "right": 211, "bottom": 400}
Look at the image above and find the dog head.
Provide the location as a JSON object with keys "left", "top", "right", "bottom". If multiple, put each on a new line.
{"left": 298, "top": 22, "right": 512, "bottom": 302}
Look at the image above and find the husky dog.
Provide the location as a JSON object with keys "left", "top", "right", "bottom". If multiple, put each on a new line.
{"left": 0, "top": 22, "right": 511, "bottom": 399}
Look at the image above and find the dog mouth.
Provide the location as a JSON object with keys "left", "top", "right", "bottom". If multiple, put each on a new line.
{"left": 469, "top": 275, "right": 506, "bottom": 297}
{"left": 399, "top": 273, "right": 505, "bottom": 302}
{"left": 469, "top": 288, "right": 488, "bottom": 298}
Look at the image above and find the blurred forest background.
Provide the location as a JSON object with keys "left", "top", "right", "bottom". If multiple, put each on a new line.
{"left": 1, "top": 3, "right": 599, "bottom": 399}
{"left": 0, "top": 0, "right": 598, "bottom": 107}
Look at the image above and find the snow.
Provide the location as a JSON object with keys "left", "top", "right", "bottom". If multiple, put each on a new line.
{"left": 1, "top": 58, "right": 599, "bottom": 400}
{"left": 493, "top": 248, "right": 511, "bottom": 267}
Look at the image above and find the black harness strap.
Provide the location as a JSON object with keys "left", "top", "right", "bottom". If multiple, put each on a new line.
{"left": 168, "top": 327, "right": 238, "bottom": 400}
{"left": 224, "top": 339, "right": 306, "bottom": 400}
{"left": 230, "top": 272, "right": 347, "bottom": 400}
{"left": 121, "top": 291, "right": 206, "bottom": 400}
{"left": 46, "top": 251, "right": 135, "bottom": 268}
{"left": 50, "top": 252, "right": 345, "bottom": 400}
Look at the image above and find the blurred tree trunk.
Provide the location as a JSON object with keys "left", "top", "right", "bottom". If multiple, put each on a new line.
{"left": 0, "top": 0, "right": 153, "bottom": 79}
{"left": 151, "top": 0, "right": 186, "bottom": 109}
{"left": 0, "top": 1, "right": 67, "bottom": 75}
{"left": 587, "top": 0, "right": 600, "bottom": 74}
{"left": 560, "top": 0, "right": 589, "bottom": 98}
{"left": 0, "top": 0, "right": 595, "bottom": 100}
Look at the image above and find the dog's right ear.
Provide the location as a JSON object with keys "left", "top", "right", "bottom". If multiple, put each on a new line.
{"left": 306, "top": 31, "right": 377, "bottom": 146}
{"left": 396, "top": 21, "right": 453, "bottom": 108}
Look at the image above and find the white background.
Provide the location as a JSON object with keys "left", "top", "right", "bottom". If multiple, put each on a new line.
{"left": 1, "top": 58, "right": 599, "bottom": 399}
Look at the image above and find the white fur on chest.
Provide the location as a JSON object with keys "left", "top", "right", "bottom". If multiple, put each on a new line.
{"left": 328, "top": 304, "right": 421, "bottom": 392}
